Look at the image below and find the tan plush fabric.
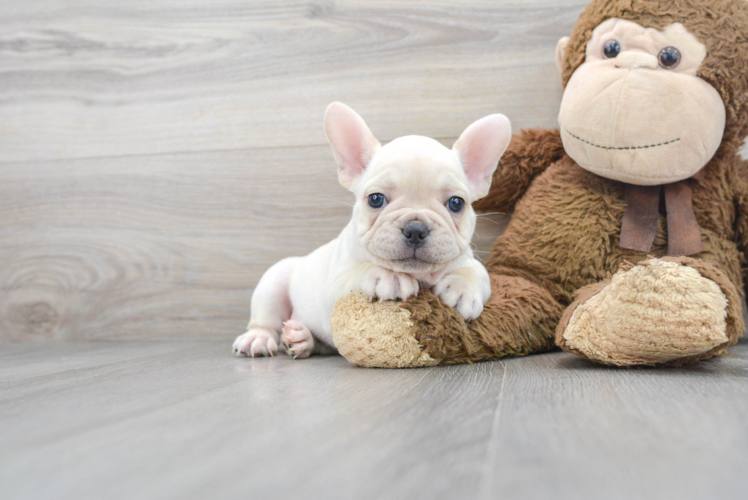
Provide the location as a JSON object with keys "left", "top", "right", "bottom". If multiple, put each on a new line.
{"left": 558, "top": 258, "right": 729, "bottom": 366}
{"left": 560, "top": 0, "right": 748, "bottom": 155}
{"left": 331, "top": 292, "right": 437, "bottom": 368}
{"left": 558, "top": 18, "right": 726, "bottom": 185}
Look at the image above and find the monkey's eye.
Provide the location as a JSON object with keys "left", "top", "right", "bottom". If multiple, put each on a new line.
{"left": 368, "top": 193, "right": 387, "bottom": 209}
{"left": 447, "top": 196, "right": 465, "bottom": 213}
{"left": 603, "top": 40, "right": 621, "bottom": 58}
{"left": 658, "top": 47, "right": 681, "bottom": 69}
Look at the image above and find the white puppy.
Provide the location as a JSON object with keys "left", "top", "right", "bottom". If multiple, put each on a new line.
{"left": 233, "top": 103, "right": 511, "bottom": 358}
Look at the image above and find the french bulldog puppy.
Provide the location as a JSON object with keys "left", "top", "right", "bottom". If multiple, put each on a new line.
{"left": 233, "top": 102, "right": 511, "bottom": 358}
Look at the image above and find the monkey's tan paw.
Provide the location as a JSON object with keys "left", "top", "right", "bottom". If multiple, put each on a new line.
{"left": 331, "top": 292, "right": 438, "bottom": 368}
{"left": 557, "top": 258, "right": 736, "bottom": 366}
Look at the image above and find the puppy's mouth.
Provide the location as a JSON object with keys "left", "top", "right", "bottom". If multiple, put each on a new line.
{"left": 392, "top": 251, "right": 437, "bottom": 269}
{"left": 395, "top": 256, "right": 430, "bottom": 264}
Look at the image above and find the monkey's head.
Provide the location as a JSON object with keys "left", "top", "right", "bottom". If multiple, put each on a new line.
{"left": 556, "top": 0, "right": 748, "bottom": 186}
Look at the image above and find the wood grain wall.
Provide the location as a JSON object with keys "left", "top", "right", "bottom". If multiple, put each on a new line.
{"left": 9, "top": 0, "right": 733, "bottom": 340}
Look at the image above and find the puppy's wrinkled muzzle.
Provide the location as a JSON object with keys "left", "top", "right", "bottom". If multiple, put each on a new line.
{"left": 402, "top": 221, "right": 430, "bottom": 248}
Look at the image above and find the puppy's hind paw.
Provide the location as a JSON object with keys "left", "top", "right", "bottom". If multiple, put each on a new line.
{"left": 282, "top": 320, "right": 315, "bottom": 359}
{"left": 232, "top": 328, "right": 279, "bottom": 357}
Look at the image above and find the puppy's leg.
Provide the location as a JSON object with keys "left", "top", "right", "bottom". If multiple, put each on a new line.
{"left": 233, "top": 257, "right": 299, "bottom": 357}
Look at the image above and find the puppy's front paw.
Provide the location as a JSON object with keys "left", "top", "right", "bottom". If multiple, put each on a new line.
{"left": 433, "top": 273, "right": 487, "bottom": 321}
{"left": 282, "top": 320, "right": 314, "bottom": 359}
{"left": 361, "top": 268, "right": 419, "bottom": 302}
{"left": 232, "top": 328, "right": 279, "bottom": 357}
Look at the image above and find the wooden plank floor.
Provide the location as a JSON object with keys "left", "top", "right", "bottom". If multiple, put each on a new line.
{"left": 1, "top": 341, "right": 746, "bottom": 500}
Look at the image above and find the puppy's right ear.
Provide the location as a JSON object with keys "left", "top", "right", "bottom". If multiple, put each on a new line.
{"left": 324, "top": 102, "right": 380, "bottom": 190}
{"left": 453, "top": 114, "right": 511, "bottom": 200}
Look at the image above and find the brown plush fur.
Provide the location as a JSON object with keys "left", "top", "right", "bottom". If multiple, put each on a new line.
{"left": 331, "top": 0, "right": 748, "bottom": 367}
{"left": 485, "top": 154, "right": 745, "bottom": 306}
{"left": 402, "top": 141, "right": 746, "bottom": 366}
{"left": 406, "top": 275, "right": 561, "bottom": 365}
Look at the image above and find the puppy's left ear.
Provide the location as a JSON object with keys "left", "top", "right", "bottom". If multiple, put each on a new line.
{"left": 452, "top": 114, "right": 511, "bottom": 200}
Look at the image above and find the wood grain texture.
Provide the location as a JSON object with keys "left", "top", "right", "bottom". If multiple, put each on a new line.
{"left": 0, "top": 0, "right": 587, "bottom": 163}
{"left": 0, "top": 144, "right": 509, "bottom": 340}
{"left": 1, "top": 341, "right": 746, "bottom": 500}
{"left": 1, "top": 0, "right": 573, "bottom": 340}
{"left": 0, "top": 146, "right": 349, "bottom": 340}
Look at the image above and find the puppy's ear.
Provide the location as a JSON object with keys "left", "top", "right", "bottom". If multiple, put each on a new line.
{"left": 452, "top": 114, "right": 511, "bottom": 200}
{"left": 324, "top": 102, "right": 380, "bottom": 191}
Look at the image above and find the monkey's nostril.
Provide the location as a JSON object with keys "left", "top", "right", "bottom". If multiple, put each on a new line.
{"left": 402, "top": 221, "right": 430, "bottom": 248}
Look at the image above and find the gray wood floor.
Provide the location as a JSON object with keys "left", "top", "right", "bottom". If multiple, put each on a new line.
{"left": 1, "top": 341, "right": 747, "bottom": 500}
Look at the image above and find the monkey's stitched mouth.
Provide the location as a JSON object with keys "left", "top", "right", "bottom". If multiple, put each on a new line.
{"left": 565, "top": 129, "right": 681, "bottom": 151}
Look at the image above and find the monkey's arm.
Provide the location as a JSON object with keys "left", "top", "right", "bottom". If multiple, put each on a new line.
{"left": 474, "top": 128, "right": 565, "bottom": 213}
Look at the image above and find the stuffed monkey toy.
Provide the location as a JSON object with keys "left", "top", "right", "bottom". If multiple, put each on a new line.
{"left": 330, "top": 0, "right": 748, "bottom": 368}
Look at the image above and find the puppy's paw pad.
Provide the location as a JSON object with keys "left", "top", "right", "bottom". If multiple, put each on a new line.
{"left": 282, "top": 321, "right": 314, "bottom": 359}
{"left": 232, "top": 328, "right": 278, "bottom": 357}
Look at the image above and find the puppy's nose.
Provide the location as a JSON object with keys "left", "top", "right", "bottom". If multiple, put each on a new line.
{"left": 402, "top": 221, "right": 430, "bottom": 248}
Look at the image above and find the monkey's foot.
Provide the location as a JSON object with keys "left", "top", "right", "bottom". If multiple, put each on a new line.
{"left": 556, "top": 257, "right": 742, "bottom": 366}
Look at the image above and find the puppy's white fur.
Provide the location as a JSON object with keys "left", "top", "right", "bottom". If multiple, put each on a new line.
{"left": 233, "top": 103, "right": 511, "bottom": 358}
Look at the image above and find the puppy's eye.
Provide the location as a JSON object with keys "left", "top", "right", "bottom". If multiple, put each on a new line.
{"left": 603, "top": 40, "right": 621, "bottom": 59}
{"left": 658, "top": 46, "right": 681, "bottom": 69}
{"left": 368, "top": 193, "right": 387, "bottom": 209}
{"left": 447, "top": 196, "right": 465, "bottom": 213}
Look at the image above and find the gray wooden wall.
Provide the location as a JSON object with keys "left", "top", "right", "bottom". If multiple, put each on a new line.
{"left": 3, "top": 1, "right": 742, "bottom": 341}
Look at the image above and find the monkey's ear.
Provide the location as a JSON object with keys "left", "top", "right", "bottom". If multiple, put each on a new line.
{"left": 556, "top": 36, "right": 570, "bottom": 73}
